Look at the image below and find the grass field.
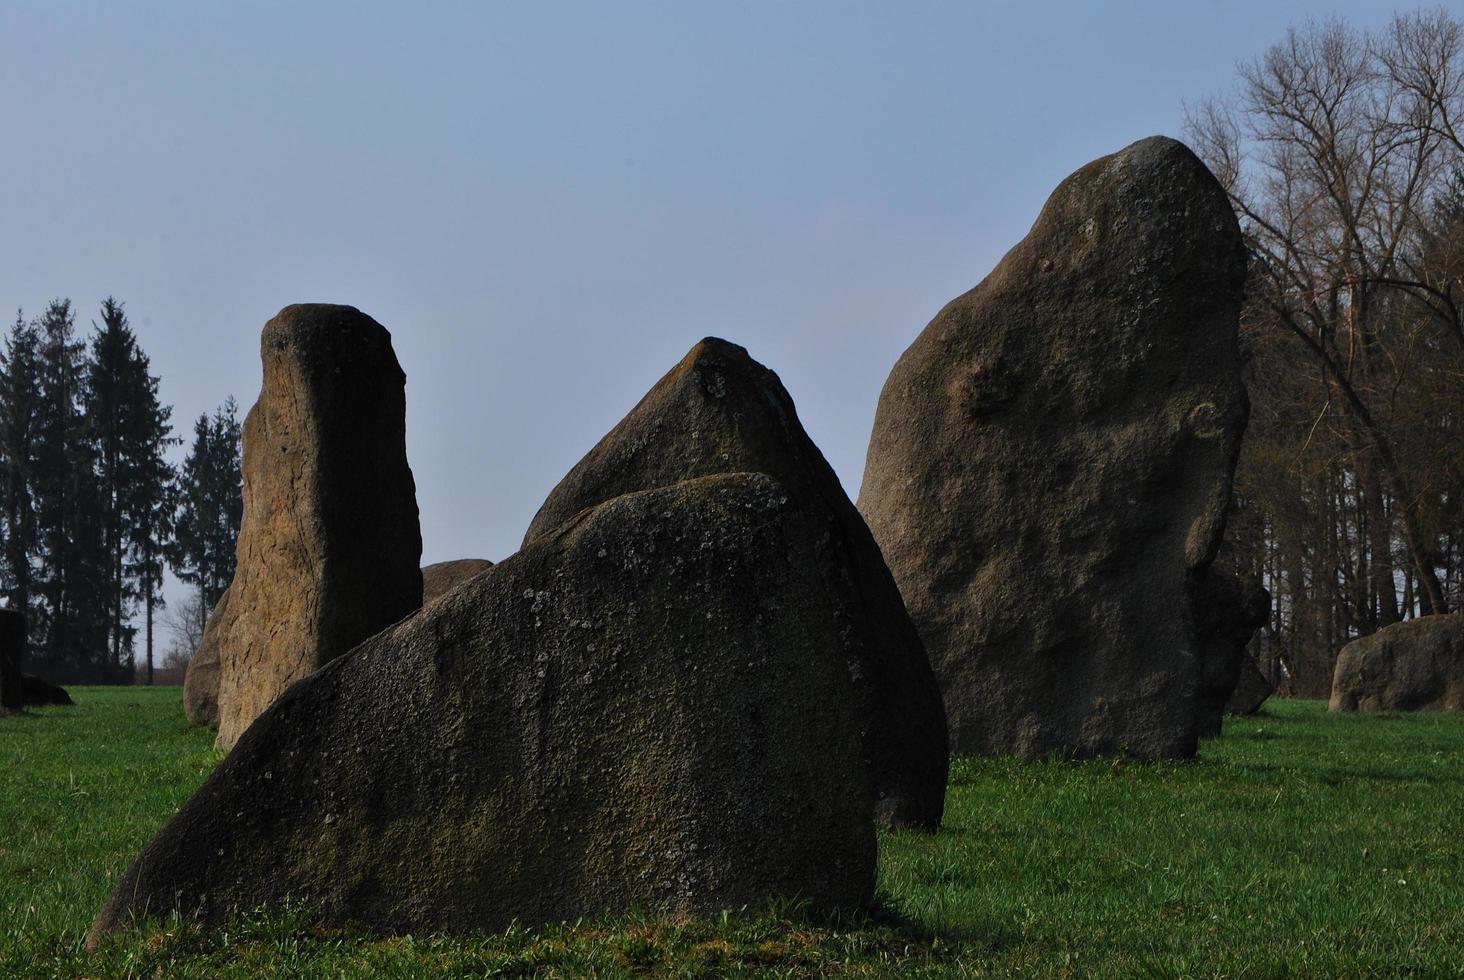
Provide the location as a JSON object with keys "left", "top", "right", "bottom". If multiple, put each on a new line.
{"left": 2, "top": 688, "right": 1461, "bottom": 977}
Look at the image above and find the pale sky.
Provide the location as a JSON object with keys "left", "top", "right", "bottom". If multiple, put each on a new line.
{"left": 0, "top": 0, "right": 1394, "bottom": 616}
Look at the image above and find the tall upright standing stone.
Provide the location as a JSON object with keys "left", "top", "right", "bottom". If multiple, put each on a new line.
{"left": 524, "top": 338, "right": 948, "bottom": 829}
{"left": 0, "top": 609, "right": 23, "bottom": 714}
{"left": 858, "top": 137, "right": 1248, "bottom": 759}
{"left": 211, "top": 304, "right": 422, "bottom": 750}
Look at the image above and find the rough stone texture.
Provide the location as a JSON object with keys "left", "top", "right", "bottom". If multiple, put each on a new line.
{"left": 1226, "top": 655, "right": 1272, "bottom": 716}
{"left": 1194, "top": 573, "right": 1270, "bottom": 737}
{"left": 523, "top": 338, "right": 948, "bottom": 829}
{"left": 858, "top": 136, "right": 1248, "bottom": 759}
{"left": 211, "top": 304, "right": 423, "bottom": 750}
{"left": 88, "top": 474, "right": 875, "bottom": 946}
{"left": 20, "top": 674, "right": 72, "bottom": 706}
{"left": 1330, "top": 614, "right": 1464, "bottom": 712}
{"left": 0, "top": 609, "right": 23, "bottom": 713}
{"left": 182, "top": 588, "right": 230, "bottom": 729}
{"left": 421, "top": 559, "right": 494, "bottom": 608}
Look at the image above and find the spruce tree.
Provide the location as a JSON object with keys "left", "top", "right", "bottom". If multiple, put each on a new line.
{"left": 0, "top": 310, "right": 42, "bottom": 632}
{"left": 30, "top": 299, "right": 108, "bottom": 680}
{"left": 84, "top": 298, "right": 175, "bottom": 683}
{"left": 172, "top": 398, "right": 242, "bottom": 614}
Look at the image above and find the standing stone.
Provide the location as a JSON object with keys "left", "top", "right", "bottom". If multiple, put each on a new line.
{"left": 858, "top": 136, "right": 1248, "bottom": 759}
{"left": 1226, "top": 655, "right": 1272, "bottom": 716}
{"left": 211, "top": 304, "right": 422, "bottom": 750}
{"left": 421, "top": 559, "right": 494, "bottom": 608}
{"left": 1193, "top": 573, "right": 1270, "bottom": 737}
{"left": 524, "top": 338, "right": 948, "bottom": 830}
{"left": 88, "top": 474, "right": 875, "bottom": 946}
{"left": 1330, "top": 614, "right": 1464, "bottom": 712}
{"left": 0, "top": 609, "right": 23, "bottom": 714}
{"left": 182, "top": 587, "right": 229, "bottom": 728}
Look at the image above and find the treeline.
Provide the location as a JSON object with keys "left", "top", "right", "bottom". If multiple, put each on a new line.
{"left": 1, "top": 298, "right": 242, "bottom": 685}
{"left": 1188, "top": 9, "right": 1464, "bottom": 694}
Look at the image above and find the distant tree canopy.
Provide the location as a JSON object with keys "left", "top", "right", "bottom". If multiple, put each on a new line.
{"left": 1187, "top": 8, "right": 1464, "bottom": 694}
{"left": 0, "top": 297, "right": 241, "bottom": 684}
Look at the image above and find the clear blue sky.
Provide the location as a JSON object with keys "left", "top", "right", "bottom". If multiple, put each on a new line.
{"left": 0, "top": 1, "right": 1394, "bottom": 612}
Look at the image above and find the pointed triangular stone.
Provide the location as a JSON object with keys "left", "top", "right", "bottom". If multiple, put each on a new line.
{"left": 525, "top": 338, "right": 948, "bottom": 829}
{"left": 88, "top": 474, "right": 874, "bottom": 945}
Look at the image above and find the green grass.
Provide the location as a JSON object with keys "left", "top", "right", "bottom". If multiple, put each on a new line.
{"left": 3, "top": 689, "right": 1461, "bottom": 977}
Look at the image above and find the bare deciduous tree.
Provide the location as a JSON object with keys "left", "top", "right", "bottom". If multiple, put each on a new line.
{"left": 1187, "top": 9, "right": 1464, "bottom": 691}
{"left": 1187, "top": 9, "right": 1464, "bottom": 625}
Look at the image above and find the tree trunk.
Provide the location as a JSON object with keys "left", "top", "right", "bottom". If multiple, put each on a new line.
{"left": 1356, "top": 454, "right": 1401, "bottom": 628}
{"left": 145, "top": 588, "right": 154, "bottom": 686}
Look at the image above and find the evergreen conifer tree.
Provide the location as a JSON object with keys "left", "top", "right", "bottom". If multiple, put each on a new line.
{"left": 0, "top": 310, "right": 43, "bottom": 632}
{"left": 84, "top": 298, "right": 175, "bottom": 682}
{"left": 172, "top": 398, "right": 242, "bottom": 615}
{"left": 30, "top": 299, "right": 109, "bottom": 679}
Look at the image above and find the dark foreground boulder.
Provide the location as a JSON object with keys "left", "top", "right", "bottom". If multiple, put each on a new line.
{"left": 421, "top": 559, "right": 494, "bottom": 607}
{"left": 211, "top": 305, "right": 422, "bottom": 749}
{"left": 0, "top": 609, "right": 20, "bottom": 713}
{"left": 182, "top": 588, "right": 230, "bottom": 729}
{"left": 858, "top": 136, "right": 1248, "bottom": 758}
{"left": 1194, "top": 573, "right": 1270, "bottom": 737}
{"left": 20, "top": 674, "right": 71, "bottom": 706}
{"left": 1226, "top": 655, "right": 1272, "bottom": 716}
{"left": 523, "top": 338, "right": 948, "bottom": 830}
{"left": 88, "top": 474, "right": 875, "bottom": 947}
{"left": 1330, "top": 614, "right": 1464, "bottom": 712}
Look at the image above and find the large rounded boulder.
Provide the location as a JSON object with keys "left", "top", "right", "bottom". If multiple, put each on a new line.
{"left": 88, "top": 473, "right": 875, "bottom": 946}
{"left": 1330, "top": 614, "right": 1464, "bottom": 712}
{"left": 210, "top": 304, "right": 423, "bottom": 749}
{"left": 858, "top": 136, "right": 1248, "bottom": 759}
{"left": 524, "top": 338, "right": 948, "bottom": 830}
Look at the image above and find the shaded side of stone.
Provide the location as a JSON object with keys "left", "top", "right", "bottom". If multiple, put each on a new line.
{"left": 1193, "top": 572, "right": 1270, "bottom": 737}
{"left": 1330, "top": 614, "right": 1464, "bottom": 712}
{"left": 524, "top": 337, "right": 948, "bottom": 830}
{"left": 1226, "top": 655, "right": 1272, "bottom": 716}
{"left": 858, "top": 136, "right": 1248, "bottom": 759}
{"left": 212, "top": 304, "right": 422, "bottom": 749}
{"left": 88, "top": 474, "right": 875, "bottom": 946}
